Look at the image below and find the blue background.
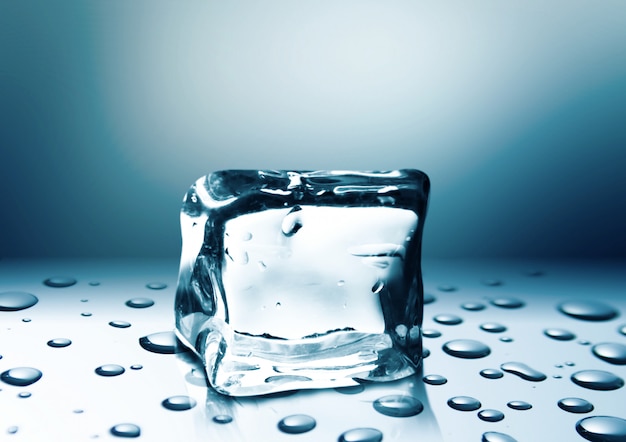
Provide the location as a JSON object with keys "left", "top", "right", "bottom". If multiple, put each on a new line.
{"left": 1, "top": 0, "right": 625, "bottom": 259}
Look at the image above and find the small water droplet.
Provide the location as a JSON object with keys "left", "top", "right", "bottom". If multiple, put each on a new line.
{"left": 424, "top": 293, "right": 436, "bottom": 304}
{"left": 43, "top": 277, "right": 77, "bottom": 288}
{"left": 558, "top": 300, "right": 619, "bottom": 321}
{"left": 478, "top": 409, "right": 505, "bottom": 422}
{"left": 447, "top": 396, "right": 481, "bottom": 411}
{"left": 21, "top": 318, "right": 31, "bottom": 323}
{"left": 422, "top": 348, "right": 431, "bottom": 358}
{"left": 73, "top": 409, "right": 84, "bottom": 414}
{"left": 544, "top": 328, "right": 576, "bottom": 341}
{"left": 500, "top": 362, "right": 546, "bottom": 381}
{"left": 507, "top": 401, "right": 532, "bottom": 410}
{"left": 480, "top": 322, "right": 507, "bottom": 333}
{"left": 110, "top": 423, "right": 140, "bottom": 438}
{"left": 81, "top": 312, "right": 92, "bottom": 317}
{"left": 7, "top": 426, "right": 18, "bottom": 435}
{"left": 109, "top": 321, "right": 131, "bottom": 329}
{"left": 565, "top": 361, "right": 575, "bottom": 366}
{"left": 423, "top": 374, "right": 447, "bottom": 385}
{"left": 338, "top": 428, "right": 383, "bottom": 442}
{"left": 619, "top": 325, "right": 626, "bottom": 336}
{"left": 591, "top": 342, "right": 626, "bottom": 365}
{"left": 275, "top": 302, "right": 282, "bottom": 309}
{"left": 334, "top": 384, "right": 365, "bottom": 394}
{"left": 482, "top": 279, "right": 503, "bottom": 287}
{"left": 47, "top": 338, "right": 71, "bottom": 348}
{"left": 241, "top": 231, "right": 252, "bottom": 241}
{"left": 212, "top": 415, "right": 233, "bottom": 424}
{"left": 17, "top": 391, "right": 31, "bottom": 398}
{"left": 337, "top": 280, "right": 345, "bottom": 287}
{"left": 461, "top": 302, "right": 486, "bottom": 311}
{"left": 88, "top": 281, "right": 100, "bottom": 286}
{"left": 482, "top": 431, "right": 518, "bottom": 442}
{"left": 480, "top": 368, "right": 504, "bottom": 379}
{"left": 553, "top": 374, "right": 563, "bottom": 379}
{"left": 434, "top": 314, "right": 463, "bottom": 325}
{"left": 571, "top": 370, "right": 624, "bottom": 391}
{"left": 95, "top": 364, "right": 125, "bottom": 377}
{"left": 489, "top": 298, "right": 525, "bottom": 309}
{"left": 277, "top": 414, "right": 316, "bottom": 434}
{"left": 371, "top": 281, "right": 385, "bottom": 294}
{"left": 162, "top": 395, "right": 197, "bottom": 411}
{"left": 423, "top": 329, "right": 442, "bottom": 338}
{"left": 576, "top": 416, "right": 626, "bottom": 441}
{"left": 139, "top": 331, "right": 181, "bottom": 354}
{"left": 0, "top": 292, "right": 38, "bottom": 311}
{"left": 558, "top": 397, "right": 594, "bottom": 413}
{"left": 80, "top": 299, "right": 88, "bottom": 303}
{"left": 0, "top": 367, "right": 42, "bottom": 386}
{"left": 146, "top": 282, "right": 167, "bottom": 290}
{"left": 500, "top": 336, "right": 514, "bottom": 342}
{"left": 130, "top": 364, "right": 142, "bottom": 370}
{"left": 443, "top": 339, "right": 491, "bottom": 359}
{"left": 258, "top": 261, "right": 267, "bottom": 271}
{"left": 373, "top": 394, "right": 423, "bottom": 417}
{"left": 437, "top": 285, "right": 457, "bottom": 292}
{"left": 579, "top": 340, "right": 591, "bottom": 346}
{"left": 125, "top": 298, "right": 154, "bottom": 309}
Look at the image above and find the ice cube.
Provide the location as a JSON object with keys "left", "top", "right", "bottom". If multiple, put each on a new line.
{"left": 175, "top": 170, "right": 430, "bottom": 396}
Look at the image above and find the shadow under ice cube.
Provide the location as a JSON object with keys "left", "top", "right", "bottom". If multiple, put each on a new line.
{"left": 175, "top": 170, "right": 429, "bottom": 396}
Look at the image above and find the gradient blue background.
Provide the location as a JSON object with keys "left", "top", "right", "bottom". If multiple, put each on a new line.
{"left": 1, "top": 1, "right": 625, "bottom": 259}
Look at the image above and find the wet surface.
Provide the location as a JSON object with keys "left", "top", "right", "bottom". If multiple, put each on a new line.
{"left": 0, "top": 259, "right": 624, "bottom": 441}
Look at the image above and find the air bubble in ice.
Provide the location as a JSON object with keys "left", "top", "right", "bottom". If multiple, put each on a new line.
{"left": 95, "top": 364, "right": 125, "bottom": 377}
{"left": 0, "top": 367, "right": 42, "bottom": 386}
{"left": 47, "top": 338, "right": 71, "bottom": 348}
{"left": 558, "top": 397, "right": 594, "bottom": 413}
{"left": 338, "top": 428, "right": 383, "bottom": 442}
{"left": 558, "top": 300, "right": 618, "bottom": 321}
{"left": 571, "top": 370, "right": 624, "bottom": 391}
{"left": 544, "top": 328, "right": 576, "bottom": 341}
{"left": 43, "top": 277, "right": 77, "bottom": 288}
{"left": 443, "top": 339, "right": 491, "bottom": 359}
{"left": 591, "top": 342, "right": 626, "bottom": 365}
{"left": 277, "top": 414, "right": 316, "bottom": 434}
{"left": 434, "top": 314, "right": 462, "bottom": 325}
{"left": 447, "top": 396, "right": 481, "bottom": 411}
{"left": 0, "top": 292, "right": 38, "bottom": 311}
{"left": 110, "top": 423, "right": 140, "bottom": 438}
{"left": 480, "top": 323, "right": 507, "bottom": 333}
{"left": 478, "top": 409, "right": 504, "bottom": 422}
{"left": 125, "top": 298, "right": 154, "bottom": 309}
{"left": 500, "top": 362, "right": 546, "bottom": 382}
{"left": 162, "top": 395, "right": 197, "bottom": 411}
{"left": 575, "top": 416, "right": 626, "bottom": 441}
{"left": 372, "top": 394, "right": 423, "bottom": 417}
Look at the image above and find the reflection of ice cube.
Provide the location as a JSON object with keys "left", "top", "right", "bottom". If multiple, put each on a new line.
{"left": 175, "top": 170, "right": 429, "bottom": 396}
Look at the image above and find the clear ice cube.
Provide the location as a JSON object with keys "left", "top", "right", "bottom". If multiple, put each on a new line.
{"left": 175, "top": 170, "right": 430, "bottom": 396}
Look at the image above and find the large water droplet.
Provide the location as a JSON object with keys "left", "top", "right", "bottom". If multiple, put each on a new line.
{"left": 423, "top": 374, "right": 447, "bottom": 385}
{"left": 139, "top": 331, "right": 181, "bottom": 354}
{"left": 95, "top": 364, "right": 125, "bottom": 377}
{"left": 43, "top": 277, "right": 77, "bottom": 288}
{"left": 47, "top": 338, "right": 71, "bottom": 348}
{"left": 447, "top": 396, "right": 481, "bottom": 411}
{"left": 507, "top": 401, "right": 532, "bottom": 410}
{"left": 443, "top": 339, "right": 491, "bottom": 359}
{"left": 125, "top": 298, "right": 154, "bottom": 309}
{"left": 500, "top": 362, "right": 546, "bottom": 382}
{"left": 0, "top": 367, "right": 42, "bottom": 386}
{"left": 489, "top": 298, "right": 525, "bottom": 309}
{"left": 109, "top": 320, "right": 131, "bottom": 329}
{"left": 110, "top": 423, "right": 140, "bottom": 438}
{"left": 338, "top": 428, "right": 383, "bottom": 442}
{"left": 277, "top": 414, "right": 316, "bottom": 434}
{"left": 422, "top": 329, "right": 442, "bottom": 338}
{"left": 146, "top": 282, "right": 167, "bottom": 290}
{"left": 576, "top": 416, "right": 626, "bottom": 441}
{"left": 434, "top": 314, "right": 463, "bottom": 325}
{"left": 571, "top": 370, "right": 624, "bottom": 391}
{"left": 478, "top": 409, "right": 505, "bottom": 422}
{"left": 0, "top": 292, "right": 38, "bottom": 311}
{"left": 162, "top": 395, "right": 197, "bottom": 411}
{"left": 480, "top": 322, "right": 507, "bottom": 333}
{"left": 558, "top": 397, "right": 594, "bottom": 413}
{"left": 591, "top": 342, "right": 626, "bottom": 365}
{"left": 372, "top": 395, "right": 423, "bottom": 417}
{"left": 461, "top": 302, "right": 486, "bottom": 311}
{"left": 480, "top": 368, "right": 504, "bottom": 379}
{"left": 544, "top": 328, "right": 576, "bottom": 341}
{"left": 558, "top": 300, "right": 619, "bottom": 321}
{"left": 482, "top": 431, "right": 518, "bottom": 442}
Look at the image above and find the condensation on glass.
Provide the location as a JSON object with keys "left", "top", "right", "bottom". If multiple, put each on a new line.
{"left": 175, "top": 170, "right": 429, "bottom": 396}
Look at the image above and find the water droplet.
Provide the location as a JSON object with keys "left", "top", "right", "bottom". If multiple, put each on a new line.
{"left": 0, "top": 367, "right": 42, "bottom": 386}
{"left": 373, "top": 394, "right": 423, "bottom": 417}
{"left": 579, "top": 340, "right": 591, "bottom": 346}
{"left": 139, "top": 331, "right": 181, "bottom": 354}
{"left": 565, "top": 361, "right": 575, "bottom": 366}
{"left": 558, "top": 300, "right": 619, "bottom": 321}
{"left": 423, "top": 329, "right": 442, "bottom": 338}
{"left": 553, "top": 374, "right": 563, "bottom": 379}
{"left": 371, "top": 281, "right": 385, "bottom": 294}
{"left": 338, "top": 428, "right": 383, "bottom": 442}
{"left": 0, "top": 292, "right": 38, "bottom": 311}
{"left": 558, "top": 397, "right": 594, "bottom": 413}
{"left": 500, "top": 362, "right": 546, "bottom": 381}
{"left": 275, "top": 302, "right": 282, "bottom": 309}
{"left": 443, "top": 339, "right": 491, "bottom": 359}
{"left": 18, "top": 391, "right": 31, "bottom": 398}
{"left": 500, "top": 336, "right": 514, "bottom": 342}
{"left": 591, "top": 342, "right": 626, "bottom": 365}
{"left": 571, "top": 370, "right": 624, "bottom": 391}
{"left": 461, "top": 302, "right": 486, "bottom": 311}
{"left": 7, "top": 426, "right": 18, "bottom": 435}
{"left": 507, "top": 401, "right": 532, "bottom": 410}
{"left": 258, "top": 261, "right": 267, "bottom": 271}
{"left": 73, "top": 409, "right": 84, "bottom": 414}
{"left": 146, "top": 282, "right": 167, "bottom": 290}
{"left": 478, "top": 409, "right": 505, "bottom": 422}
{"left": 95, "top": 364, "right": 125, "bottom": 377}
{"left": 482, "top": 279, "right": 503, "bottom": 287}
{"left": 277, "top": 414, "right": 316, "bottom": 434}
{"left": 447, "top": 396, "right": 481, "bottom": 411}
{"left": 422, "top": 348, "right": 431, "bottom": 358}
{"left": 43, "top": 277, "right": 77, "bottom": 288}
{"left": 110, "top": 423, "right": 140, "bottom": 438}
{"left": 80, "top": 299, "right": 88, "bottom": 303}
{"left": 434, "top": 314, "right": 463, "bottom": 325}
{"left": 424, "top": 293, "right": 436, "bottom": 304}
{"left": 482, "top": 431, "right": 518, "bottom": 442}
{"left": 576, "top": 416, "right": 626, "bottom": 441}
{"left": 619, "top": 325, "right": 626, "bottom": 336}
{"left": 281, "top": 206, "right": 303, "bottom": 236}
{"left": 423, "top": 374, "right": 447, "bottom": 385}
{"left": 88, "top": 281, "right": 100, "bottom": 286}
{"left": 241, "top": 231, "right": 252, "bottom": 241}
{"left": 489, "top": 298, "right": 525, "bottom": 309}
{"left": 544, "top": 328, "right": 576, "bottom": 341}
{"left": 525, "top": 269, "right": 545, "bottom": 277}
{"left": 125, "top": 298, "right": 154, "bottom": 309}
{"left": 334, "top": 384, "right": 365, "bottom": 394}
{"left": 337, "top": 280, "right": 345, "bottom": 287}
{"left": 162, "top": 395, "right": 197, "bottom": 411}
{"left": 21, "top": 318, "right": 31, "bottom": 323}
{"left": 480, "top": 322, "right": 507, "bottom": 333}
{"left": 437, "top": 285, "right": 457, "bottom": 292}
{"left": 80, "top": 312, "right": 92, "bottom": 317}
{"left": 109, "top": 320, "right": 131, "bottom": 328}
{"left": 47, "top": 338, "right": 71, "bottom": 348}
{"left": 212, "top": 415, "right": 233, "bottom": 424}
{"left": 480, "top": 368, "right": 504, "bottom": 379}
{"left": 130, "top": 364, "right": 143, "bottom": 370}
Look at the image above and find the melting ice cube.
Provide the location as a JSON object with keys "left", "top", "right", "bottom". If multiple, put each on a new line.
{"left": 175, "top": 170, "right": 429, "bottom": 396}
